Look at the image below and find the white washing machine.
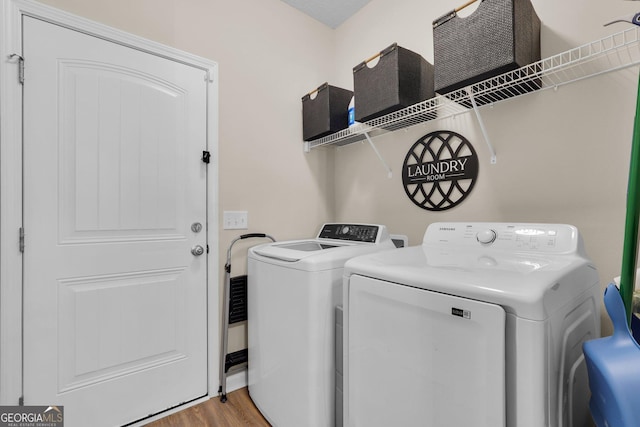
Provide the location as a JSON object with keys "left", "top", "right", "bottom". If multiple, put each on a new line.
{"left": 343, "top": 222, "right": 601, "bottom": 427}
{"left": 247, "top": 223, "right": 396, "bottom": 427}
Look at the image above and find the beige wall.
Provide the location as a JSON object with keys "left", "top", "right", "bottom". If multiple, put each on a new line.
{"left": 331, "top": 0, "right": 640, "bottom": 334}
{"left": 35, "top": 0, "right": 640, "bottom": 343}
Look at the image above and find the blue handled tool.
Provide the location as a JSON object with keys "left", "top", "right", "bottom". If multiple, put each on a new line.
{"left": 583, "top": 284, "right": 640, "bottom": 426}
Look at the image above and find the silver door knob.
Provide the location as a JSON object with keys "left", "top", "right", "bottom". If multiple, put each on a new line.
{"left": 191, "top": 245, "right": 205, "bottom": 256}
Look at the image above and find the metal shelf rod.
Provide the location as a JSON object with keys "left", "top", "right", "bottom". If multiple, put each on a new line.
{"left": 364, "top": 132, "right": 393, "bottom": 178}
{"left": 466, "top": 87, "right": 497, "bottom": 164}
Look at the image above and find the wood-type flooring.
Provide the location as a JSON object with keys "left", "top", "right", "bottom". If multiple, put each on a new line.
{"left": 146, "top": 387, "right": 271, "bottom": 427}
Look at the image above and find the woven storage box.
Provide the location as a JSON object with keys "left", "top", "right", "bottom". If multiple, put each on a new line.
{"left": 353, "top": 43, "right": 434, "bottom": 123}
{"left": 433, "top": 0, "right": 541, "bottom": 96}
{"left": 302, "top": 83, "right": 353, "bottom": 141}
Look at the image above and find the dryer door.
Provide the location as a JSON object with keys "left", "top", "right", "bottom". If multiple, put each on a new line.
{"left": 346, "top": 275, "right": 506, "bottom": 427}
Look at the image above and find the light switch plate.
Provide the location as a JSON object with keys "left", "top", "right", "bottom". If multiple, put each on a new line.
{"left": 223, "top": 211, "right": 248, "bottom": 230}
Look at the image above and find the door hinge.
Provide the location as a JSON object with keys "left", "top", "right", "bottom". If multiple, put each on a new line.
{"left": 202, "top": 150, "right": 211, "bottom": 164}
{"left": 18, "top": 396, "right": 24, "bottom": 406}
{"left": 19, "top": 227, "right": 25, "bottom": 252}
{"left": 9, "top": 54, "right": 24, "bottom": 84}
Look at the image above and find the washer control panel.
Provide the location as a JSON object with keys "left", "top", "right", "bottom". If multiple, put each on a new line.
{"left": 318, "top": 223, "right": 381, "bottom": 243}
{"left": 423, "top": 222, "right": 582, "bottom": 253}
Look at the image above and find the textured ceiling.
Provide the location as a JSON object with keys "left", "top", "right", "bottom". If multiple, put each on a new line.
{"left": 279, "top": 0, "right": 372, "bottom": 28}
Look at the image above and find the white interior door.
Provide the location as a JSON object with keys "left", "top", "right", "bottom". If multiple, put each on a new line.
{"left": 347, "top": 275, "right": 506, "bottom": 427}
{"left": 22, "top": 16, "right": 208, "bottom": 427}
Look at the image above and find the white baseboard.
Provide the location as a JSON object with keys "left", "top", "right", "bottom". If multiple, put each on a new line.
{"left": 224, "top": 367, "right": 248, "bottom": 393}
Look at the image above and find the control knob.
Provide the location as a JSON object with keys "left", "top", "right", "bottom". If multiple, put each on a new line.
{"left": 476, "top": 229, "right": 497, "bottom": 245}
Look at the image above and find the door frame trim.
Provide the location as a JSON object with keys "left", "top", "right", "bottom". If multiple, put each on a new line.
{"left": 0, "top": 0, "right": 219, "bottom": 406}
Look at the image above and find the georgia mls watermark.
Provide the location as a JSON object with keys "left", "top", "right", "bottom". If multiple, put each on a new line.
{"left": 0, "top": 406, "right": 63, "bottom": 427}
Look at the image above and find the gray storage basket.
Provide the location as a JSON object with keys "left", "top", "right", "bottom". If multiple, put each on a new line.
{"left": 302, "top": 83, "right": 353, "bottom": 141}
{"left": 353, "top": 43, "right": 434, "bottom": 124}
{"left": 433, "top": 0, "right": 540, "bottom": 96}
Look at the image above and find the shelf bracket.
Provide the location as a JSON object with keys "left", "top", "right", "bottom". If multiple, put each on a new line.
{"left": 465, "top": 87, "right": 497, "bottom": 164}
{"left": 364, "top": 132, "right": 393, "bottom": 178}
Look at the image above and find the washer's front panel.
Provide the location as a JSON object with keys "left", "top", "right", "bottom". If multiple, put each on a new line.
{"left": 248, "top": 258, "right": 342, "bottom": 427}
{"left": 346, "top": 275, "right": 506, "bottom": 427}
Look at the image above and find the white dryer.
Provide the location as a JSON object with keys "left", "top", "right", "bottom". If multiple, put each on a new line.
{"left": 247, "top": 223, "right": 395, "bottom": 427}
{"left": 343, "top": 222, "right": 600, "bottom": 427}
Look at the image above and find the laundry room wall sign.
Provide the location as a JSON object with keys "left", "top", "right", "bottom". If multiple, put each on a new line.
{"left": 402, "top": 130, "right": 478, "bottom": 211}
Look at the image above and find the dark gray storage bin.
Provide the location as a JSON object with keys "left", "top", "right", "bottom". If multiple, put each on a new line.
{"left": 353, "top": 43, "right": 434, "bottom": 123}
{"left": 433, "top": 0, "right": 541, "bottom": 96}
{"left": 302, "top": 83, "right": 353, "bottom": 141}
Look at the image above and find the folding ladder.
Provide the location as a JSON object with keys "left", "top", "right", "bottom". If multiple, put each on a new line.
{"left": 219, "top": 233, "right": 275, "bottom": 402}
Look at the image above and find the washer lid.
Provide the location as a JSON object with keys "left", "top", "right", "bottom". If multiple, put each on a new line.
{"left": 253, "top": 240, "right": 353, "bottom": 262}
{"left": 274, "top": 241, "right": 340, "bottom": 252}
{"left": 248, "top": 223, "right": 396, "bottom": 270}
{"left": 250, "top": 238, "right": 397, "bottom": 270}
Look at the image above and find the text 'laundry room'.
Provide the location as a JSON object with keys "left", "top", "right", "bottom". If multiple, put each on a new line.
{"left": 2, "top": 0, "right": 640, "bottom": 426}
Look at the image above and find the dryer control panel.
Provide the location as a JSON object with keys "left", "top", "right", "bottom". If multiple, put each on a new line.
{"left": 423, "top": 222, "right": 584, "bottom": 254}
{"left": 318, "top": 223, "right": 381, "bottom": 243}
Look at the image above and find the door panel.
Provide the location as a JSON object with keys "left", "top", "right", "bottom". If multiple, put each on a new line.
{"left": 57, "top": 269, "right": 186, "bottom": 392}
{"left": 347, "top": 275, "right": 506, "bottom": 427}
{"left": 59, "top": 60, "right": 185, "bottom": 241}
{"left": 23, "top": 16, "right": 208, "bottom": 427}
